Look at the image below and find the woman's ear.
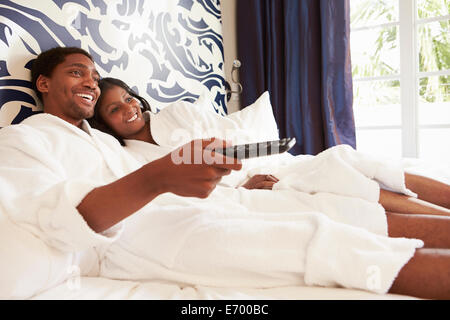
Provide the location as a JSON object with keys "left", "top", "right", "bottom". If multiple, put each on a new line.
{"left": 35, "top": 74, "right": 50, "bottom": 95}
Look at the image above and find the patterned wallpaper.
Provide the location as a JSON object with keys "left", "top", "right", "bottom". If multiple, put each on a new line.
{"left": 0, "top": 0, "right": 226, "bottom": 127}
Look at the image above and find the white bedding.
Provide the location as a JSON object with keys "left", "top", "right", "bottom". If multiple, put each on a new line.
{"left": 98, "top": 148, "right": 422, "bottom": 294}
{"left": 100, "top": 100, "right": 427, "bottom": 296}
{"left": 32, "top": 277, "right": 419, "bottom": 300}
{"left": 31, "top": 152, "right": 448, "bottom": 301}
{"left": 29, "top": 155, "right": 445, "bottom": 301}
{"left": 1, "top": 94, "right": 447, "bottom": 300}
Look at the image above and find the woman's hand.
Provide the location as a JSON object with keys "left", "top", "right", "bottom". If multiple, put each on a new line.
{"left": 241, "top": 174, "right": 279, "bottom": 190}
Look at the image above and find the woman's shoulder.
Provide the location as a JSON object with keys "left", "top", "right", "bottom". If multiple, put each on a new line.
{"left": 124, "top": 139, "right": 172, "bottom": 164}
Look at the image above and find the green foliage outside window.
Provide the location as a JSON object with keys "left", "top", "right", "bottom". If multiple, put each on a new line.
{"left": 351, "top": 0, "right": 450, "bottom": 103}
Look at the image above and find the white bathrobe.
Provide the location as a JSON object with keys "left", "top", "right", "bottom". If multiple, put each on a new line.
{"left": 0, "top": 112, "right": 423, "bottom": 297}
{"left": 120, "top": 106, "right": 424, "bottom": 293}
{"left": 0, "top": 113, "right": 142, "bottom": 296}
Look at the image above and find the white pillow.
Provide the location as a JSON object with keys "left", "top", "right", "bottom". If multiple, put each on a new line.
{"left": 150, "top": 91, "right": 280, "bottom": 148}
{"left": 227, "top": 91, "right": 280, "bottom": 142}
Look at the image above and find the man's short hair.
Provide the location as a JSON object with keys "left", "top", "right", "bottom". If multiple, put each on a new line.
{"left": 31, "top": 47, "right": 94, "bottom": 102}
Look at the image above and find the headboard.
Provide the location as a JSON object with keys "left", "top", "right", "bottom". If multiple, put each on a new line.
{"left": 0, "top": 0, "right": 227, "bottom": 128}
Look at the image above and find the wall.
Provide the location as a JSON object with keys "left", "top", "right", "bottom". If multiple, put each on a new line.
{"left": 0, "top": 0, "right": 228, "bottom": 127}
{"left": 221, "top": 0, "right": 241, "bottom": 114}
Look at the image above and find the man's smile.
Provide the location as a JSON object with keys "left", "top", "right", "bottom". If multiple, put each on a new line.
{"left": 75, "top": 93, "right": 95, "bottom": 102}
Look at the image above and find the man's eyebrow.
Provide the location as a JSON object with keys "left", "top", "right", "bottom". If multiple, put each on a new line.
{"left": 65, "top": 63, "right": 89, "bottom": 69}
{"left": 65, "top": 63, "right": 100, "bottom": 77}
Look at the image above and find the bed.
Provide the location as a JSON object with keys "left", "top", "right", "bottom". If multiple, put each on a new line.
{"left": 0, "top": 1, "right": 448, "bottom": 301}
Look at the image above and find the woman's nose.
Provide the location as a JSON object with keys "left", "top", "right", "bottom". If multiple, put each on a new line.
{"left": 122, "top": 102, "right": 135, "bottom": 114}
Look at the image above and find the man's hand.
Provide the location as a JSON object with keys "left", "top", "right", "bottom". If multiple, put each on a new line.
{"left": 78, "top": 138, "right": 241, "bottom": 233}
{"left": 241, "top": 174, "right": 279, "bottom": 190}
{"left": 155, "top": 138, "right": 242, "bottom": 198}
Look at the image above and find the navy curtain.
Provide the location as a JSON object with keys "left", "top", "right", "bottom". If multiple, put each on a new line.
{"left": 237, "top": 0, "right": 355, "bottom": 155}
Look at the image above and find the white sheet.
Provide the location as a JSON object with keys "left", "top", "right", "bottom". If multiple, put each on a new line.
{"left": 32, "top": 276, "right": 419, "bottom": 300}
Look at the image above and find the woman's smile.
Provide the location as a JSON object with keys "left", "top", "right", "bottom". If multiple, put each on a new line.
{"left": 126, "top": 111, "right": 138, "bottom": 123}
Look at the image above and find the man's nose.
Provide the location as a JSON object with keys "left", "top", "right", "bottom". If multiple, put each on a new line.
{"left": 82, "top": 75, "right": 98, "bottom": 89}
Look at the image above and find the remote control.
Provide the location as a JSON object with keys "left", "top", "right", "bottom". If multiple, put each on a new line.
{"left": 213, "top": 137, "right": 296, "bottom": 160}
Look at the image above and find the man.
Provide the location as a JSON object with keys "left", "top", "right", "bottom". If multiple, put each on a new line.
{"left": 0, "top": 47, "right": 448, "bottom": 299}
{"left": 0, "top": 47, "right": 240, "bottom": 297}
{"left": 29, "top": 47, "right": 242, "bottom": 233}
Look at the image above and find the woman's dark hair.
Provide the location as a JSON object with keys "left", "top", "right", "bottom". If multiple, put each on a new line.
{"left": 88, "top": 77, "right": 152, "bottom": 146}
{"left": 31, "top": 47, "right": 94, "bottom": 102}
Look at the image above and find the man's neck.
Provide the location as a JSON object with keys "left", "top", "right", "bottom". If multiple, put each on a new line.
{"left": 43, "top": 105, "right": 84, "bottom": 129}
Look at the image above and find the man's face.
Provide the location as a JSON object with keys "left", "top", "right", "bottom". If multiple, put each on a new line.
{"left": 38, "top": 53, "right": 101, "bottom": 126}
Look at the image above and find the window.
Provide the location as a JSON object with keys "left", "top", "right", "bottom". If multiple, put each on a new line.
{"left": 350, "top": 0, "right": 450, "bottom": 161}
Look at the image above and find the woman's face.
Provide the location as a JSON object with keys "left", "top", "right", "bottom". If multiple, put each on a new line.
{"left": 97, "top": 85, "right": 146, "bottom": 139}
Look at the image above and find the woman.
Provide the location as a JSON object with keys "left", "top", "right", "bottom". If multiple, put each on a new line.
{"left": 88, "top": 78, "right": 450, "bottom": 298}
{"left": 89, "top": 77, "right": 279, "bottom": 190}
{"left": 89, "top": 77, "right": 155, "bottom": 146}
{"left": 90, "top": 77, "right": 450, "bottom": 216}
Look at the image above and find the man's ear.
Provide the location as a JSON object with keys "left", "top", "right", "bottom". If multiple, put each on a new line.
{"left": 36, "top": 74, "right": 50, "bottom": 94}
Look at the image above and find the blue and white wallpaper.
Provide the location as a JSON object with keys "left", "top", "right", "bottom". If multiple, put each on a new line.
{"left": 0, "top": 0, "right": 227, "bottom": 127}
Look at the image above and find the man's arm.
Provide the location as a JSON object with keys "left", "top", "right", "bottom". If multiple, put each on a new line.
{"left": 77, "top": 138, "right": 242, "bottom": 233}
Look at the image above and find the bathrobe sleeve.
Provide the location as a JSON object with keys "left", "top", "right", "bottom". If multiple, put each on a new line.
{"left": 0, "top": 125, "right": 123, "bottom": 252}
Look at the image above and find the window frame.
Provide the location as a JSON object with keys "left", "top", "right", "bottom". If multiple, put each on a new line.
{"left": 351, "top": 0, "right": 450, "bottom": 158}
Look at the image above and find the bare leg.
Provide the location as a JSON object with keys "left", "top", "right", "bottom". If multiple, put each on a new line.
{"left": 389, "top": 248, "right": 450, "bottom": 299}
{"left": 405, "top": 173, "right": 450, "bottom": 209}
{"left": 386, "top": 212, "right": 450, "bottom": 248}
{"left": 379, "top": 189, "right": 450, "bottom": 216}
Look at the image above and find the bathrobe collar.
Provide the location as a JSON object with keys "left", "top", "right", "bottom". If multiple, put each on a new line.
{"left": 22, "top": 113, "right": 140, "bottom": 178}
